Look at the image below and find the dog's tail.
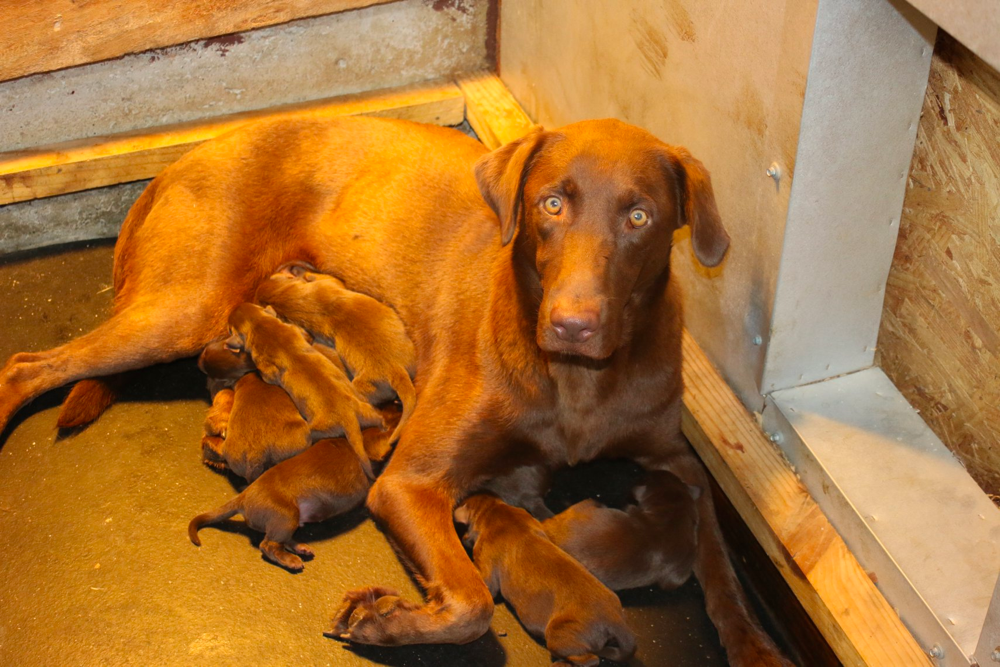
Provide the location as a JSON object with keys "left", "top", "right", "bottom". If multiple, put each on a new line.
{"left": 344, "top": 418, "right": 376, "bottom": 481}
{"left": 188, "top": 496, "right": 243, "bottom": 546}
{"left": 598, "top": 622, "right": 638, "bottom": 664}
{"left": 57, "top": 375, "right": 127, "bottom": 428}
{"left": 387, "top": 368, "right": 416, "bottom": 445}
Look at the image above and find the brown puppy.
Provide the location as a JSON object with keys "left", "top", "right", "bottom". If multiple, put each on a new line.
{"left": 227, "top": 303, "right": 383, "bottom": 480}
{"left": 542, "top": 470, "right": 700, "bottom": 591}
{"left": 197, "top": 338, "right": 312, "bottom": 481}
{"left": 452, "top": 494, "right": 635, "bottom": 666}
{"left": 189, "top": 437, "right": 369, "bottom": 571}
{"left": 256, "top": 265, "right": 417, "bottom": 445}
{"left": 0, "top": 117, "right": 789, "bottom": 664}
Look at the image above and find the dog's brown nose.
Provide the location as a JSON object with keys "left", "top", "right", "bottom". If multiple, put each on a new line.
{"left": 550, "top": 307, "right": 599, "bottom": 343}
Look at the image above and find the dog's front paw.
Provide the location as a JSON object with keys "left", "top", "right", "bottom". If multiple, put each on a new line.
{"left": 325, "top": 587, "right": 422, "bottom": 645}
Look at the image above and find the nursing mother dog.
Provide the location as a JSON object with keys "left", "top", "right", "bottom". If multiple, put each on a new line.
{"left": 0, "top": 116, "right": 790, "bottom": 665}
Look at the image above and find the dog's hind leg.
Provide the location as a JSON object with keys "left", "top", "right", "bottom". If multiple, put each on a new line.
{"left": 0, "top": 293, "right": 227, "bottom": 435}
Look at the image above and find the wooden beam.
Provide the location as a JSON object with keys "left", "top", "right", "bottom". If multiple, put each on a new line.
{"left": 455, "top": 70, "right": 535, "bottom": 150}
{"left": 0, "top": 79, "right": 464, "bottom": 206}
{"left": 1, "top": 0, "right": 398, "bottom": 83}
{"left": 680, "top": 329, "right": 930, "bottom": 666}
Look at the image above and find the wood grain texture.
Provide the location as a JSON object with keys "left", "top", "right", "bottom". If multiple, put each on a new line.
{"left": 878, "top": 31, "right": 1000, "bottom": 498}
{"left": 455, "top": 70, "right": 535, "bottom": 150}
{"left": 0, "top": 0, "right": 397, "bottom": 83}
{"left": 681, "top": 330, "right": 929, "bottom": 667}
{"left": 0, "top": 79, "right": 465, "bottom": 205}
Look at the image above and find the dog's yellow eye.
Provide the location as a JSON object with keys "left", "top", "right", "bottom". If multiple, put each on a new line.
{"left": 543, "top": 196, "right": 563, "bottom": 215}
{"left": 629, "top": 209, "right": 650, "bottom": 228}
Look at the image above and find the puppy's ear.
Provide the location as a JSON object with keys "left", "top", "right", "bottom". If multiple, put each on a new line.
{"left": 474, "top": 127, "right": 549, "bottom": 246}
{"left": 663, "top": 146, "right": 730, "bottom": 268}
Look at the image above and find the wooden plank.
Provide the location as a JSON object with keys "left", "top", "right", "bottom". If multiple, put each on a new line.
{"left": 0, "top": 79, "right": 465, "bottom": 206}
{"left": 878, "top": 31, "right": 1000, "bottom": 500}
{"left": 680, "top": 329, "right": 930, "bottom": 666}
{"left": 455, "top": 70, "right": 535, "bottom": 150}
{"left": 0, "top": 0, "right": 398, "bottom": 83}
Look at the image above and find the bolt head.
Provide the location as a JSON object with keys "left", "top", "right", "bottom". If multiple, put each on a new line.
{"left": 752, "top": 335, "right": 763, "bottom": 346}
{"left": 927, "top": 644, "right": 943, "bottom": 659}
{"left": 991, "top": 646, "right": 1000, "bottom": 662}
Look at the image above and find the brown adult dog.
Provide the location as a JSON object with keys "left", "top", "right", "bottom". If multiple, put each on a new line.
{"left": 0, "top": 116, "right": 789, "bottom": 664}
{"left": 256, "top": 264, "right": 417, "bottom": 445}
{"left": 542, "top": 470, "right": 700, "bottom": 591}
{"left": 449, "top": 494, "right": 635, "bottom": 666}
{"left": 226, "top": 302, "right": 384, "bottom": 480}
{"left": 189, "top": 436, "right": 370, "bottom": 571}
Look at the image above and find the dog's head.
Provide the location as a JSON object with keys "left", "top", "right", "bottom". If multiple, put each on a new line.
{"left": 197, "top": 337, "right": 256, "bottom": 380}
{"left": 475, "top": 119, "right": 729, "bottom": 359}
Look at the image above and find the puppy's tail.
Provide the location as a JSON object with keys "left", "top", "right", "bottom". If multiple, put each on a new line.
{"left": 387, "top": 368, "right": 416, "bottom": 445}
{"left": 344, "top": 419, "right": 376, "bottom": 481}
{"left": 57, "top": 375, "right": 127, "bottom": 428}
{"left": 188, "top": 497, "right": 243, "bottom": 546}
{"left": 599, "top": 622, "right": 638, "bottom": 664}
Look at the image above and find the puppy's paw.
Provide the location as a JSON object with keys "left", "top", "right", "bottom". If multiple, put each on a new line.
{"left": 260, "top": 540, "right": 305, "bottom": 572}
{"left": 327, "top": 587, "right": 425, "bottom": 644}
{"left": 287, "top": 542, "right": 315, "bottom": 559}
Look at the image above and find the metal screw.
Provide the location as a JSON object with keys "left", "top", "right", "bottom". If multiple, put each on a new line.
{"left": 769, "top": 432, "right": 783, "bottom": 444}
{"left": 927, "top": 644, "right": 943, "bottom": 659}
{"left": 752, "top": 335, "right": 763, "bottom": 346}
{"left": 991, "top": 646, "right": 1000, "bottom": 662}
{"left": 765, "top": 163, "right": 781, "bottom": 182}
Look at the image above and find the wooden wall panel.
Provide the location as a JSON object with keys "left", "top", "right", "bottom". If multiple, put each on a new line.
{"left": 878, "top": 32, "right": 1000, "bottom": 498}
{"left": 0, "top": 0, "right": 396, "bottom": 83}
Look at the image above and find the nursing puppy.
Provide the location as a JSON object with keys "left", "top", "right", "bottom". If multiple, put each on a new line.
{"left": 255, "top": 264, "right": 416, "bottom": 445}
{"left": 189, "top": 436, "right": 370, "bottom": 571}
{"left": 197, "top": 339, "right": 312, "bottom": 481}
{"left": 454, "top": 494, "right": 636, "bottom": 667}
{"left": 227, "top": 303, "right": 383, "bottom": 480}
{"left": 543, "top": 471, "right": 700, "bottom": 591}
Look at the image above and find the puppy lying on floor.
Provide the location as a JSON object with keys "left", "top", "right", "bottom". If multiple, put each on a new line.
{"left": 256, "top": 263, "right": 416, "bottom": 445}
{"left": 454, "top": 494, "right": 636, "bottom": 667}
{"left": 189, "top": 436, "right": 371, "bottom": 571}
{"left": 198, "top": 340, "right": 312, "bottom": 482}
{"left": 542, "top": 470, "right": 700, "bottom": 591}
{"left": 227, "top": 303, "right": 384, "bottom": 480}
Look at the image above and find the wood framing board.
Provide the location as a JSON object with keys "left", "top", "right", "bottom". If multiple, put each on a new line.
{"left": 877, "top": 32, "right": 1000, "bottom": 498}
{"left": 1, "top": 0, "right": 398, "bottom": 83}
{"left": 455, "top": 71, "right": 535, "bottom": 150}
{"left": 0, "top": 79, "right": 465, "bottom": 206}
{"left": 681, "top": 331, "right": 930, "bottom": 666}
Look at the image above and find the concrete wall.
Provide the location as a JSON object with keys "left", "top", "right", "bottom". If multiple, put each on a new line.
{"left": 1, "top": 0, "right": 487, "bottom": 152}
{"left": 499, "top": 0, "right": 817, "bottom": 409}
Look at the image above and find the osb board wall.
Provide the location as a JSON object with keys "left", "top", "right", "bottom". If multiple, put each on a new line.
{"left": 1, "top": 0, "right": 487, "bottom": 152}
{"left": 878, "top": 32, "right": 1000, "bottom": 498}
{"left": 499, "top": 0, "right": 818, "bottom": 410}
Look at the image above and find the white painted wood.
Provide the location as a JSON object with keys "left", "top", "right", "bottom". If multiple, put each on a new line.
{"left": 761, "top": 0, "right": 936, "bottom": 393}
{"left": 905, "top": 0, "right": 1000, "bottom": 73}
{"left": 975, "top": 575, "right": 1000, "bottom": 667}
{"left": 768, "top": 367, "right": 1000, "bottom": 664}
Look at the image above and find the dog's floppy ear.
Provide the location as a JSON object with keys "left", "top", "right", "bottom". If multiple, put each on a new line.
{"left": 474, "top": 127, "right": 548, "bottom": 246}
{"left": 663, "top": 146, "right": 730, "bottom": 268}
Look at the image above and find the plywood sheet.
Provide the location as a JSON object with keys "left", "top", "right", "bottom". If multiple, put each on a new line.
{"left": 0, "top": 0, "right": 397, "bottom": 83}
{"left": 878, "top": 32, "right": 1000, "bottom": 497}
